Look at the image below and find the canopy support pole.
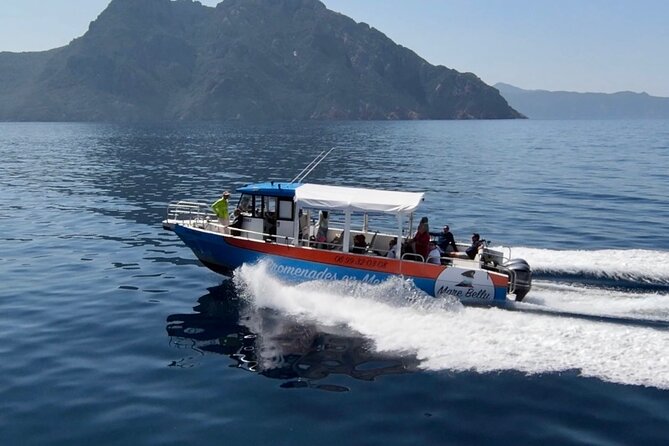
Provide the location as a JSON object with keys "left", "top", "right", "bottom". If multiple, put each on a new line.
{"left": 342, "top": 210, "right": 351, "bottom": 253}
{"left": 396, "top": 214, "right": 403, "bottom": 260}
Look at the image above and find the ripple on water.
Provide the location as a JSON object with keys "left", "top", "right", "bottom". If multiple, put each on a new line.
{"left": 1, "top": 121, "right": 668, "bottom": 445}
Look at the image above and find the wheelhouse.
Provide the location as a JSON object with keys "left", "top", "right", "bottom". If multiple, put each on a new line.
{"left": 235, "top": 182, "right": 299, "bottom": 241}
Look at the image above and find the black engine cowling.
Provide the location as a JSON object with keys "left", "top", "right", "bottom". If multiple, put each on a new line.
{"left": 503, "top": 258, "right": 532, "bottom": 302}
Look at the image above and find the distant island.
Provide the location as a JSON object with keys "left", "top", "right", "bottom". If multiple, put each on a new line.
{"left": 0, "top": 0, "right": 522, "bottom": 122}
{"left": 495, "top": 83, "right": 669, "bottom": 120}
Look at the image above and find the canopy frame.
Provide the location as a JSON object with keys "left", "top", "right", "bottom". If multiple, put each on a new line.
{"left": 292, "top": 184, "right": 424, "bottom": 252}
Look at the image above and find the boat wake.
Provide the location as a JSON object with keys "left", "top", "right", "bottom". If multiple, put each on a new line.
{"left": 506, "top": 247, "right": 669, "bottom": 324}
{"left": 510, "top": 247, "right": 669, "bottom": 291}
{"left": 516, "top": 281, "right": 669, "bottom": 326}
{"left": 233, "top": 254, "right": 669, "bottom": 390}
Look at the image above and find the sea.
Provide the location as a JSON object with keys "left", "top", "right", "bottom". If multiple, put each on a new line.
{"left": 1, "top": 119, "right": 668, "bottom": 445}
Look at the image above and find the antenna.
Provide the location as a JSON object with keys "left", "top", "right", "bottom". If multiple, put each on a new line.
{"left": 290, "top": 146, "right": 335, "bottom": 183}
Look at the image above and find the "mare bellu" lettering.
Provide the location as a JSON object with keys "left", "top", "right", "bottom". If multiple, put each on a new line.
{"left": 437, "top": 285, "right": 492, "bottom": 300}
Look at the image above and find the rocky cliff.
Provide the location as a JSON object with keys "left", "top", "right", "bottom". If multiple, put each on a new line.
{"left": 0, "top": 0, "right": 523, "bottom": 121}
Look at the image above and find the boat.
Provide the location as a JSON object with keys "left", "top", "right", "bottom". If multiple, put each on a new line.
{"left": 162, "top": 180, "right": 532, "bottom": 303}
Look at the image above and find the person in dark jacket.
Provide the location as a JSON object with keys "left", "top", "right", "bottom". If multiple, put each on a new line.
{"left": 465, "top": 233, "right": 485, "bottom": 260}
{"left": 352, "top": 234, "right": 367, "bottom": 254}
{"left": 437, "top": 225, "right": 458, "bottom": 254}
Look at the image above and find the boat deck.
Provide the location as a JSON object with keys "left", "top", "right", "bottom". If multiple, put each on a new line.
{"left": 163, "top": 215, "right": 489, "bottom": 270}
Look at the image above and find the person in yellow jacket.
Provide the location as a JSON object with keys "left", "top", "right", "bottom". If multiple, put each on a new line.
{"left": 211, "top": 191, "right": 231, "bottom": 224}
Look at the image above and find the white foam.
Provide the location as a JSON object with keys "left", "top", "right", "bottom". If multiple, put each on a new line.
{"left": 234, "top": 261, "right": 669, "bottom": 389}
{"left": 506, "top": 247, "right": 669, "bottom": 283}
{"left": 523, "top": 280, "right": 669, "bottom": 321}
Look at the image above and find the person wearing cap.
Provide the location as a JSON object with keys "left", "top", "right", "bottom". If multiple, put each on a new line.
{"left": 437, "top": 225, "right": 458, "bottom": 254}
{"left": 212, "top": 191, "right": 231, "bottom": 223}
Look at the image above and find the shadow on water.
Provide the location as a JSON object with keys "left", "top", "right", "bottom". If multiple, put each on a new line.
{"left": 166, "top": 281, "right": 420, "bottom": 392}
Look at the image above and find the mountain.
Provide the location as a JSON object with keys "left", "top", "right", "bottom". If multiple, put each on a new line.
{"left": 495, "top": 83, "right": 669, "bottom": 120}
{"left": 0, "top": 0, "right": 522, "bottom": 122}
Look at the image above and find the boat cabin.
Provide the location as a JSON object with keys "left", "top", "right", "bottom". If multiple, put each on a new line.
{"left": 232, "top": 182, "right": 424, "bottom": 259}
{"left": 235, "top": 182, "right": 300, "bottom": 241}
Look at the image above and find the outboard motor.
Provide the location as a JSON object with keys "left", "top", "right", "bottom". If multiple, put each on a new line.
{"left": 504, "top": 258, "right": 532, "bottom": 302}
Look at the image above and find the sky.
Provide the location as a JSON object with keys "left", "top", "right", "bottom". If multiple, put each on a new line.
{"left": 1, "top": 0, "right": 668, "bottom": 97}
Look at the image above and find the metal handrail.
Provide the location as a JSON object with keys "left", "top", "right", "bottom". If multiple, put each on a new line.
{"left": 202, "top": 221, "right": 297, "bottom": 246}
{"left": 495, "top": 264, "right": 517, "bottom": 295}
{"left": 166, "top": 200, "right": 216, "bottom": 223}
{"left": 401, "top": 253, "right": 425, "bottom": 262}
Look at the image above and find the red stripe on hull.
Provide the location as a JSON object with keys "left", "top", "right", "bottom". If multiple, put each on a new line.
{"left": 225, "top": 236, "right": 444, "bottom": 279}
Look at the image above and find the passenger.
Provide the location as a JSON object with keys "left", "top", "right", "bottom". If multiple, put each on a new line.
{"left": 316, "top": 210, "right": 329, "bottom": 248}
{"left": 229, "top": 208, "right": 243, "bottom": 236}
{"left": 426, "top": 241, "right": 442, "bottom": 264}
{"left": 386, "top": 238, "right": 398, "bottom": 258}
{"left": 263, "top": 210, "right": 276, "bottom": 240}
{"left": 437, "top": 225, "right": 458, "bottom": 254}
{"left": 466, "top": 233, "right": 485, "bottom": 260}
{"left": 298, "top": 210, "right": 309, "bottom": 241}
{"left": 330, "top": 232, "right": 344, "bottom": 250}
{"left": 211, "top": 191, "right": 231, "bottom": 224}
{"left": 352, "top": 234, "right": 367, "bottom": 254}
{"left": 419, "top": 216, "right": 429, "bottom": 232}
{"left": 407, "top": 216, "right": 430, "bottom": 261}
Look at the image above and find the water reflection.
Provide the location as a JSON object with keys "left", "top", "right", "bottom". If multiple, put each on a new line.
{"left": 81, "top": 122, "right": 427, "bottom": 228}
{"left": 166, "top": 281, "right": 419, "bottom": 391}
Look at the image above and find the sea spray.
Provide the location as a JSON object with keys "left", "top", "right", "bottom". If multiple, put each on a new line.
{"left": 232, "top": 260, "right": 669, "bottom": 389}
{"left": 233, "top": 259, "right": 463, "bottom": 314}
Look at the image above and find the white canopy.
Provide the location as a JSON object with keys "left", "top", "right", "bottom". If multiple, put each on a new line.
{"left": 294, "top": 183, "right": 424, "bottom": 215}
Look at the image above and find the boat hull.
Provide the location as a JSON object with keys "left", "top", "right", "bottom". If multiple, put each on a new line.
{"left": 173, "top": 224, "right": 510, "bottom": 302}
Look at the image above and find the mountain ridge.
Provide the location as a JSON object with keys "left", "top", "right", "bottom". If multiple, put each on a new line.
{"left": 0, "top": 0, "right": 522, "bottom": 122}
{"left": 495, "top": 82, "right": 669, "bottom": 119}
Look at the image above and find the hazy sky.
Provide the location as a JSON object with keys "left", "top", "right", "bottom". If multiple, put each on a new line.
{"left": 1, "top": 0, "right": 668, "bottom": 96}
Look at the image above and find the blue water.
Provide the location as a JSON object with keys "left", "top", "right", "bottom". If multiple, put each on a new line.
{"left": 1, "top": 120, "right": 668, "bottom": 445}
